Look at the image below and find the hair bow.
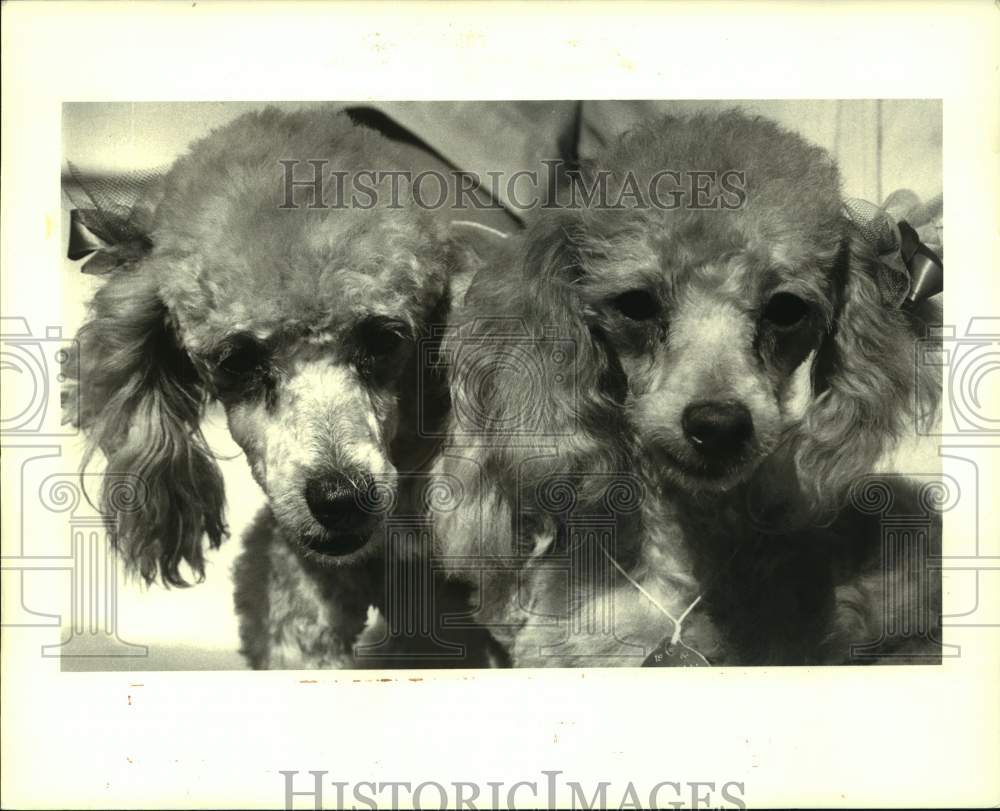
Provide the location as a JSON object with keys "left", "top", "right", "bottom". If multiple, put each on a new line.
{"left": 843, "top": 193, "right": 943, "bottom": 308}
{"left": 64, "top": 163, "right": 164, "bottom": 275}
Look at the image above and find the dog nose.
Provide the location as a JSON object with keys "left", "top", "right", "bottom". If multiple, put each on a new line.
{"left": 304, "top": 473, "right": 378, "bottom": 534}
{"left": 681, "top": 400, "right": 754, "bottom": 456}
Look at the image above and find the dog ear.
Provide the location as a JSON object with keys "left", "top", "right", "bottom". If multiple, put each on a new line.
{"left": 446, "top": 220, "right": 513, "bottom": 305}
{"left": 447, "top": 210, "right": 630, "bottom": 504}
{"left": 791, "top": 225, "right": 940, "bottom": 514}
{"left": 67, "top": 266, "right": 226, "bottom": 586}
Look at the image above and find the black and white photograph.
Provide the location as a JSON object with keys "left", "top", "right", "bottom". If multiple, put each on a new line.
{"left": 2, "top": 3, "right": 998, "bottom": 810}
{"left": 57, "top": 99, "right": 946, "bottom": 671}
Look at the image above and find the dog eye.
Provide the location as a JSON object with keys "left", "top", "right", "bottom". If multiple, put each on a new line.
{"left": 367, "top": 330, "right": 404, "bottom": 357}
{"left": 763, "top": 292, "right": 809, "bottom": 329}
{"left": 359, "top": 318, "right": 410, "bottom": 355}
{"left": 355, "top": 319, "right": 412, "bottom": 383}
{"left": 610, "top": 289, "right": 660, "bottom": 321}
{"left": 217, "top": 334, "right": 266, "bottom": 376}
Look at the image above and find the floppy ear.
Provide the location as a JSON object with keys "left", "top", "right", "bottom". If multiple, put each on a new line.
{"left": 791, "top": 225, "right": 941, "bottom": 514}
{"left": 67, "top": 268, "right": 226, "bottom": 586}
{"left": 447, "top": 211, "right": 631, "bottom": 505}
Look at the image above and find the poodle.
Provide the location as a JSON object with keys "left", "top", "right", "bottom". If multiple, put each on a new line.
{"left": 66, "top": 106, "right": 496, "bottom": 668}
{"left": 432, "top": 110, "right": 943, "bottom": 666}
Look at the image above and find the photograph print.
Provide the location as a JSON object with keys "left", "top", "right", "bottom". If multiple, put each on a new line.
{"left": 56, "top": 99, "right": 945, "bottom": 671}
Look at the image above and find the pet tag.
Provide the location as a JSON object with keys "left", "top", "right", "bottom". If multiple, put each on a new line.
{"left": 642, "top": 637, "right": 711, "bottom": 667}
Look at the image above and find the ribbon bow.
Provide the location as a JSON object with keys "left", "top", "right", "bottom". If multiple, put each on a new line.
{"left": 843, "top": 195, "right": 944, "bottom": 308}
{"left": 64, "top": 163, "right": 164, "bottom": 275}
{"left": 68, "top": 207, "right": 155, "bottom": 275}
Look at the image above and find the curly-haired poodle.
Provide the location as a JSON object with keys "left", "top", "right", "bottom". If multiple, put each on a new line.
{"left": 66, "top": 106, "right": 494, "bottom": 668}
{"left": 434, "top": 110, "right": 943, "bottom": 666}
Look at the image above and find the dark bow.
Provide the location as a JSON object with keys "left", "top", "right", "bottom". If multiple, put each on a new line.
{"left": 843, "top": 196, "right": 943, "bottom": 308}
{"left": 64, "top": 163, "right": 164, "bottom": 275}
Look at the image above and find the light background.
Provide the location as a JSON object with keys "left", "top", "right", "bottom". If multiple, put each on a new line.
{"left": 2, "top": 2, "right": 998, "bottom": 809}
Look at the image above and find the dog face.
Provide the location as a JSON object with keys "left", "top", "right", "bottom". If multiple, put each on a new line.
{"left": 574, "top": 213, "right": 838, "bottom": 492}
{"left": 67, "top": 108, "right": 453, "bottom": 582}
{"left": 458, "top": 111, "right": 935, "bottom": 516}
{"left": 211, "top": 315, "right": 409, "bottom": 558}
{"left": 160, "top": 194, "right": 449, "bottom": 559}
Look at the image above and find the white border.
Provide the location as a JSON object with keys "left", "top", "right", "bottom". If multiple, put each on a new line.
{"left": 2, "top": 2, "right": 998, "bottom": 808}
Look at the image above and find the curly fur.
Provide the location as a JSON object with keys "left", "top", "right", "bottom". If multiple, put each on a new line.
{"left": 72, "top": 271, "right": 226, "bottom": 585}
{"left": 66, "top": 106, "right": 490, "bottom": 667}
{"left": 434, "top": 111, "right": 943, "bottom": 666}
